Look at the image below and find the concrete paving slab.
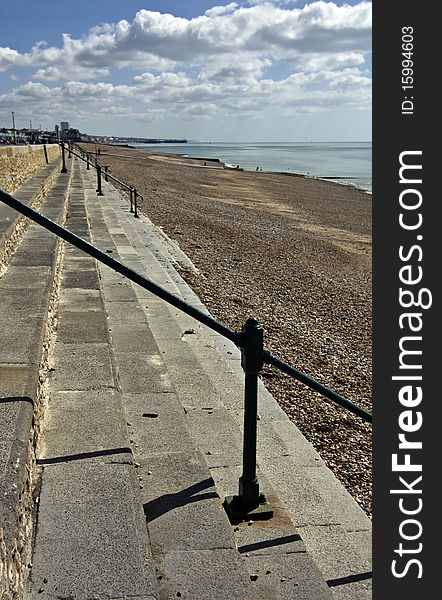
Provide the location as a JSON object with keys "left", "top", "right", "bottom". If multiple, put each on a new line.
{"left": 299, "top": 464, "right": 371, "bottom": 531}
{"left": 0, "top": 363, "right": 38, "bottom": 398}
{"left": 155, "top": 549, "right": 258, "bottom": 600}
{"left": 139, "top": 452, "right": 235, "bottom": 554}
{"left": 260, "top": 418, "right": 325, "bottom": 467}
{"left": 58, "top": 287, "right": 103, "bottom": 312}
{"left": 42, "top": 389, "right": 130, "bottom": 458}
{"left": 256, "top": 383, "right": 293, "bottom": 420}
{"left": 65, "top": 227, "right": 90, "bottom": 239}
{"left": 65, "top": 215, "right": 88, "bottom": 225}
{"left": 50, "top": 342, "right": 115, "bottom": 391}
{"left": 255, "top": 417, "right": 321, "bottom": 462}
{"left": 0, "top": 440, "right": 13, "bottom": 479}
{"left": 122, "top": 391, "right": 184, "bottom": 418}
{"left": 30, "top": 462, "right": 158, "bottom": 600}
{"left": 61, "top": 269, "right": 100, "bottom": 289}
{"left": 25, "top": 160, "right": 160, "bottom": 600}
{"left": 166, "top": 367, "right": 223, "bottom": 410}
{"left": 0, "top": 402, "right": 23, "bottom": 445}
{"left": 96, "top": 267, "right": 127, "bottom": 285}
{"left": 244, "top": 551, "right": 333, "bottom": 600}
{"left": 0, "top": 315, "right": 45, "bottom": 364}
{"left": 63, "top": 244, "right": 90, "bottom": 258}
{"left": 116, "top": 353, "right": 173, "bottom": 394}
{"left": 297, "top": 524, "right": 371, "bottom": 581}
{"left": 56, "top": 310, "right": 109, "bottom": 343}
{"left": 123, "top": 392, "right": 194, "bottom": 457}
{"left": 0, "top": 266, "right": 52, "bottom": 290}
{"left": 234, "top": 512, "right": 305, "bottom": 557}
{"left": 101, "top": 280, "right": 137, "bottom": 302}
{"left": 108, "top": 322, "right": 158, "bottom": 353}
{"left": 260, "top": 458, "right": 368, "bottom": 531}
{"left": 160, "top": 339, "right": 215, "bottom": 370}
{"left": 206, "top": 464, "right": 335, "bottom": 600}
{"left": 104, "top": 300, "right": 149, "bottom": 326}
{"left": 11, "top": 242, "right": 59, "bottom": 267}
{"left": 0, "top": 287, "right": 50, "bottom": 316}
{"left": 61, "top": 256, "right": 96, "bottom": 271}
{"left": 185, "top": 407, "right": 244, "bottom": 466}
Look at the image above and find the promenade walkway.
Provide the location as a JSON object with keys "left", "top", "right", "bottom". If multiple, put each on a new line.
{"left": 1, "top": 155, "right": 371, "bottom": 600}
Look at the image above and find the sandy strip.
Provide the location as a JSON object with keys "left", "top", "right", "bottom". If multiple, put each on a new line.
{"left": 81, "top": 143, "right": 372, "bottom": 516}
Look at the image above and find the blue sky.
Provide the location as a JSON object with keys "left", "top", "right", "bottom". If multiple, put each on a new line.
{"left": 0, "top": 1, "right": 371, "bottom": 141}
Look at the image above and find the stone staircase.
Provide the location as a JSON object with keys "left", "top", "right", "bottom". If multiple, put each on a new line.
{"left": 1, "top": 154, "right": 371, "bottom": 600}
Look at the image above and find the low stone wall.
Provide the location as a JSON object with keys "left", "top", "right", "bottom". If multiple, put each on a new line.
{"left": 0, "top": 145, "right": 60, "bottom": 192}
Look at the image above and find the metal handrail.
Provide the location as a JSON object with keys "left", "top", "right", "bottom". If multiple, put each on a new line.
{"left": 60, "top": 142, "right": 143, "bottom": 216}
{"left": 0, "top": 153, "right": 372, "bottom": 521}
{"left": 0, "top": 187, "right": 238, "bottom": 345}
{"left": 72, "top": 142, "right": 143, "bottom": 197}
{"left": 263, "top": 349, "right": 372, "bottom": 423}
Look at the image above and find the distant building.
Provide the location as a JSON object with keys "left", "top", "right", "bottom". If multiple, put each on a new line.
{"left": 55, "top": 125, "right": 59, "bottom": 139}
{"left": 60, "top": 127, "right": 81, "bottom": 142}
{"left": 60, "top": 121, "right": 69, "bottom": 131}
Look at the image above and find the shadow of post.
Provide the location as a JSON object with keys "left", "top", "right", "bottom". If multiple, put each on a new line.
{"left": 143, "top": 477, "right": 219, "bottom": 522}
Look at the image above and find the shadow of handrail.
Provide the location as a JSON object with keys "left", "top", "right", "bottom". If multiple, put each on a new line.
{"left": 237, "top": 533, "right": 302, "bottom": 554}
{"left": 0, "top": 396, "right": 34, "bottom": 406}
{"left": 327, "top": 571, "right": 372, "bottom": 587}
{"left": 143, "top": 477, "right": 219, "bottom": 522}
{"left": 36, "top": 447, "right": 133, "bottom": 465}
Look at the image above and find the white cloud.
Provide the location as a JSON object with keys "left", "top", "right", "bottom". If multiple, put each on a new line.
{"left": 0, "top": 46, "right": 29, "bottom": 71}
{"left": 0, "top": 2, "right": 371, "bottom": 77}
{"left": 0, "top": 2, "right": 371, "bottom": 135}
{"left": 205, "top": 3, "right": 239, "bottom": 17}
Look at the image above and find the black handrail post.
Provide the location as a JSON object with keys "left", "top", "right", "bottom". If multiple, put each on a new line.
{"left": 96, "top": 163, "right": 104, "bottom": 196}
{"left": 129, "top": 187, "right": 134, "bottom": 212}
{"left": 86, "top": 153, "right": 90, "bottom": 170}
{"left": 104, "top": 165, "right": 109, "bottom": 182}
{"left": 224, "top": 317, "right": 273, "bottom": 522}
{"left": 68, "top": 143, "right": 72, "bottom": 159}
{"left": 60, "top": 142, "right": 67, "bottom": 173}
{"left": 133, "top": 188, "right": 139, "bottom": 218}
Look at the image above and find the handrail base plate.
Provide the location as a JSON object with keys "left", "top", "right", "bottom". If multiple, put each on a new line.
{"left": 223, "top": 494, "right": 273, "bottom": 524}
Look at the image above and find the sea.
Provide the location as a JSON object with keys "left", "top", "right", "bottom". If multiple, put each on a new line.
{"left": 135, "top": 141, "right": 372, "bottom": 193}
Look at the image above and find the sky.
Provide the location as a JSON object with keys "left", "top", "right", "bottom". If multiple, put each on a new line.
{"left": 0, "top": 1, "right": 372, "bottom": 141}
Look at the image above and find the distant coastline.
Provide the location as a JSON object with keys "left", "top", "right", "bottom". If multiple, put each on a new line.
{"left": 109, "top": 137, "right": 187, "bottom": 145}
{"left": 134, "top": 141, "right": 372, "bottom": 192}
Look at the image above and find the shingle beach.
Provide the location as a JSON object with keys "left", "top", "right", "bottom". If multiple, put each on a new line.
{"left": 82, "top": 143, "right": 372, "bottom": 515}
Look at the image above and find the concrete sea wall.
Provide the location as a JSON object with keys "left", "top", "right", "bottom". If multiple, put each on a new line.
{"left": 0, "top": 145, "right": 60, "bottom": 192}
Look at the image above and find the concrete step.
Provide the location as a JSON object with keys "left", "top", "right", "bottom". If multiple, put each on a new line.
{"left": 26, "top": 160, "right": 159, "bottom": 600}
{"left": 0, "top": 158, "right": 72, "bottom": 600}
{"left": 82, "top": 167, "right": 271, "bottom": 599}
{"left": 105, "top": 188, "right": 373, "bottom": 599}
{"left": 0, "top": 156, "right": 61, "bottom": 270}
{"left": 79, "top": 161, "right": 360, "bottom": 599}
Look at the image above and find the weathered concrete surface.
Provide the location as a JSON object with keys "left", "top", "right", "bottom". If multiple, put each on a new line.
{"left": 0, "top": 161, "right": 71, "bottom": 600}
{"left": 27, "top": 162, "right": 159, "bottom": 600}
{"left": 0, "top": 157, "right": 61, "bottom": 270}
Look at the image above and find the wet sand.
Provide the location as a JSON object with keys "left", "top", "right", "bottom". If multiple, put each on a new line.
{"left": 81, "top": 143, "right": 372, "bottom": 515}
